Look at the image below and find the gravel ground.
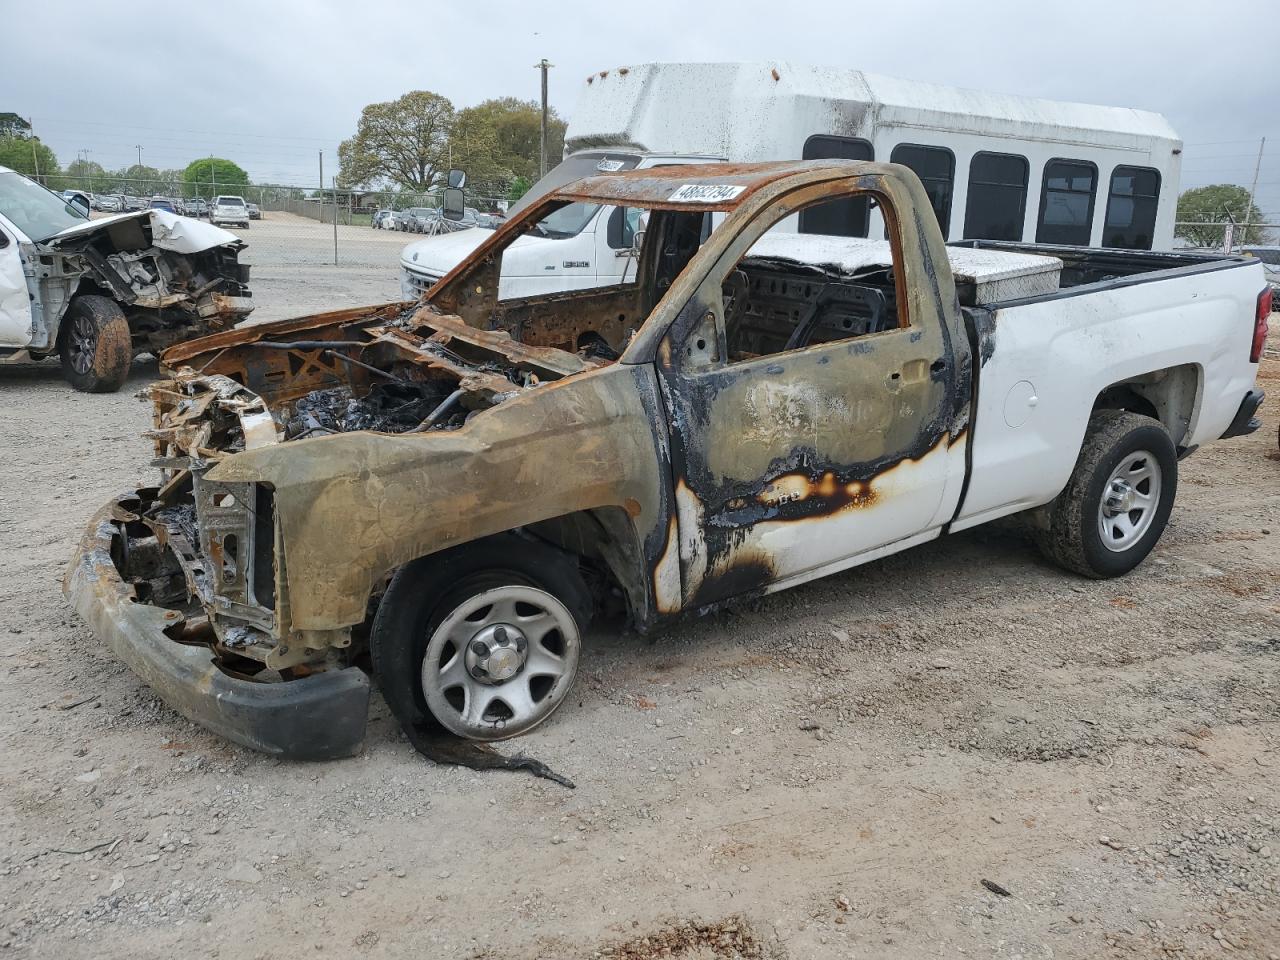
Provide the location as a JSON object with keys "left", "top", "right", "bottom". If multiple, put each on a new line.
{"left": 0, "top": 233, "right": 1278, "bottom": 958}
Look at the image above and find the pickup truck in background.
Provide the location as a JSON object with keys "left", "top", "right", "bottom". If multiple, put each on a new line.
{"left": 0, "top": 165, "right": 253, "bottom": 392}
{"left": 67, "top": 160, "right": 1268, "bottom": 761}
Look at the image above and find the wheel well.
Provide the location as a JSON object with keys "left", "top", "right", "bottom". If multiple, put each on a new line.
{"left": 1093, "top": 364, "right": 1200, "bottom": 449}
{"left": 524, "top": 507, "right": 648, "bottom": 623}
{"left": 367, "top": 508, "right": 649, "bottom": 634}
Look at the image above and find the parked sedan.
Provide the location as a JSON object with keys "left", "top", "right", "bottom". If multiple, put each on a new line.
{"left": 185, "top": 198, "right": 208, "bottom": 218}
{"left": 246, "top": 202, "right": 262, "bottom": 220}
{"left": 148, "top": 197, "right": 177, "bottom": 214}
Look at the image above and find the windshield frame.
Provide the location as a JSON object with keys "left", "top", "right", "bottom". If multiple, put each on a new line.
{"left": 504, "top": 151, "right": 642, "bottom": 241}
{"left": 0, "top": 170, "right": 91, "bottom": 242}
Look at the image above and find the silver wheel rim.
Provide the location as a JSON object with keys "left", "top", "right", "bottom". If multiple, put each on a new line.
{"left": 421, "top": 585, "right": 580, "bottom": 740}
{"left": 67, "top": 313, "right": 97, "bottom": 375}
{"left": 1097, "top": 450, "right": 1161, "bottom": 552}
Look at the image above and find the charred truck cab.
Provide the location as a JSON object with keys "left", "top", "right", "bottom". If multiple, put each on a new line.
{"left": 66, "top": 161, "right": 1267, "bottom": 759}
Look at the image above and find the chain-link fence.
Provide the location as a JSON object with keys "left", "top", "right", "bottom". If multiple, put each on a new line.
{"left": 18, "top": 173, "right": 531, "bottom": 320}
{"left": 1174, "top": 220, "right": 1279, "bottom": 253}
{"left": 36, "top": 175, "right": 513, "bottom": 275}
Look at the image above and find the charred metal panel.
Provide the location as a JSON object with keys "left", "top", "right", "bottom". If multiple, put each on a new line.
{"left": 651, "top": 168, "right": 973, "bottom": 608}
{"left": 207, "top": 359, "right": 670, "bottom": 632}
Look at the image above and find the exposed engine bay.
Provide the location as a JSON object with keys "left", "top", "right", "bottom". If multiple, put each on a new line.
{"left": 107, "top": 302, "right": 609, "bottom": 681}
{"left": 149, "top": 301, "right": 606, "bottom": 451}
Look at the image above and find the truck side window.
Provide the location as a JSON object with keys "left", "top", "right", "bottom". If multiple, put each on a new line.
{"left": 963, "top": 152, "right": 1029, "bottom": 241}
{"left": 1037, "top": 159, "right": 1098, "bottom": 245}
{"left": 1102, "top": 166, "right": 1160, "bottom": 250}
{"left": 890, "top": 144, "right": 955, "bottom": 236}
{"left": 606, "top": 206, "right": 644, "bottom": 249}
{"left": 798, "top": 135, "right": 874, "bottom": 238}
{"left": 717, "top": 192, "right": 906, "bottom": 364}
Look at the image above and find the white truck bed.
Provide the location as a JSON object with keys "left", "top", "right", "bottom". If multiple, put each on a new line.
{"left": 745, "top": 233, "right": 1063, "bottom": 304}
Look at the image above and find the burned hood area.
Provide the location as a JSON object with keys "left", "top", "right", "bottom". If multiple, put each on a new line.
{"left": 151, "top": 300, "right": 611, "bottom": 455}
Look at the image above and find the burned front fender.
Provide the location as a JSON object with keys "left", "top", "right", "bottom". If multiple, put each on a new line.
{"left": 64, "top": 491, "right": 371, "bottom": 759}
{"left": 206, "top": 360, "right": 672, "bottom": 633}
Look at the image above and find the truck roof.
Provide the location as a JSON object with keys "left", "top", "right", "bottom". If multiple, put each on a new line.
{"left": 553, "top": 158, "right": 874, "bottom": 210}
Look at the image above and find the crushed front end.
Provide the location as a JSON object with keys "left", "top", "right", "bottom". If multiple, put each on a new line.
{"left": 34, "top": 210, "right": 253, "bottom": 360}
{"left": 64, "top": 300, "right": 607, "bottom": 757}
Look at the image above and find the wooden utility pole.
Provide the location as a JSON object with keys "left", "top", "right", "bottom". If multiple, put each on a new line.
{"left": 1247, "top": 137, "right": 1266, "bottom": 243}
{"left": 534, "top": 58, "right": 553, "bottom": 179}
{"left": 29, "top": 118, "right": 39, "bottom": 182}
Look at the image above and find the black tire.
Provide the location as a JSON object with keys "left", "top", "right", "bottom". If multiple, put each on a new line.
{"left": 1036, "top": 409, "right": 1177, "bottom": 578}
{"left": 58, "top": 295, "right": 132, "bottom": 393}
{"left": 370, "top": 535, "right": 593, "bottom": 740}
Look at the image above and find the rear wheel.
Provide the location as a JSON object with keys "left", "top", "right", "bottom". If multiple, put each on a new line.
{"left": 59, "top": 295, "right": 131, "bottom": 393}
{"left": 371, "top": 536, "right": 592, "bottom": 742}
{"left": 1035, "top": 410, "right": 1177, "bottom": 578}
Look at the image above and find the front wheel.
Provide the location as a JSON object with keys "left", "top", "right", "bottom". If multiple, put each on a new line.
{"left": 371, "top": 536, "right": 592, "bottom": 742}
{"left": 1035, "top": 410, "right": 1177, "bottom": 578}
{"left": 58, "top": 295, "right": 132, "bottom": 393}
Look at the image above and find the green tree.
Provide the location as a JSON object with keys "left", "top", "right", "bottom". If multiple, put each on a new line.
{"left": 182, "top": 157, "right": 250, "bottom": 199}
{"left": 507, "top": 175, "right": 532, "bottom": 203}
{"left": 338, "top": 91, "right": 454, "bottom": 191}
{"left": 1175, "top": 184, "right": 1269, "bottom": 248}
{"left": 457, "top": 97, "right": 566, "bottom": 184}
{"left": 448, "top": 107, "right": 511, "bottom": 198}
{"left": 59, "top": 157, "right": 111, "bottom": 192}
{"left": 0, "top": 114, "right": 32, "bottom": 138}
{"left": 0, "top": 135, "right": 57, "bottom": 179}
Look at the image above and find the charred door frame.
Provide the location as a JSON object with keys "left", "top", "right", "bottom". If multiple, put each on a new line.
{"left": 650, "top": 175, "right": 972, "bottom": 610}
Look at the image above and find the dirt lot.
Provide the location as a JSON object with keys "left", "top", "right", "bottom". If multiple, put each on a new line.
{"left": 228, "top": 213, "right": 406, "bottom": 319}
{"left": 0, "top": 232, "right": 1278, "bottom": 959}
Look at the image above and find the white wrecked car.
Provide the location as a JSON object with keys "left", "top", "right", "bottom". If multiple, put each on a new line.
{"left": 0, "top": 165, "right": 253, "bottom": 392}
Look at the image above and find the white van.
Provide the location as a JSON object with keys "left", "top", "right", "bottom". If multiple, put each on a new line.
{"left": 400, "top": 152, "right": 721, "bottom": 300}
{"left": 401, "top": 61, "right": 1181, "bottom": 299}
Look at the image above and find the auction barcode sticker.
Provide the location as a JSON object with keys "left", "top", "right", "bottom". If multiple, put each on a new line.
{"left": 668, "top": 184, "right": 746, "bottom": 203}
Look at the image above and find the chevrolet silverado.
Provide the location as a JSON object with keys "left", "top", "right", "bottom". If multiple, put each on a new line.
{"left": 66, "top": 160, "right": 1268, "bottom": 759}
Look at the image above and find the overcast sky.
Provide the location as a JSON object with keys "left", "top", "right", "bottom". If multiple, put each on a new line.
{"left": 6, "top": 0, "right": 1279, "bottom": 215}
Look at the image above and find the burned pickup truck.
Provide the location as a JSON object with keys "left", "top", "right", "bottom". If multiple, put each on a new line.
{"left": 66, "top": 160, "right": 1267, "bottom": 760}
{"left": 0, "top": 165, "right": 252, "bottom": 392}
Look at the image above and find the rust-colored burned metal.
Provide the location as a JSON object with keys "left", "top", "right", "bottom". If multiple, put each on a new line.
{"left": 130, "top": 160, "right": 969, "bottom": 682}
{"left": 551, "top": 160, "right": 831, "bottom": 211}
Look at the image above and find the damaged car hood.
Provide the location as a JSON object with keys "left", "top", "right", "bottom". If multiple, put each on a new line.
{"left": 46, "top": 209, "right": 242, "bottom": 254}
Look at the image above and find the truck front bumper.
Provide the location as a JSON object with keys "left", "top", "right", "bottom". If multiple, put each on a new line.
{"left": 63, "top": 492, "right": 371, "bottom": 760}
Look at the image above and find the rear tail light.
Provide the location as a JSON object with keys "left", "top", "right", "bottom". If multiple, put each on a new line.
{"left": 1252, "top": 287, "right": 1272, "bottom": 363}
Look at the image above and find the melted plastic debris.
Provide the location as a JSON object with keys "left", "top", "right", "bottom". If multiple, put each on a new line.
{"left": 284, "top": 381, "right": 458, "bottom": 439}
{"left": 153, "top": 504, "right": 199, "bottom": 546}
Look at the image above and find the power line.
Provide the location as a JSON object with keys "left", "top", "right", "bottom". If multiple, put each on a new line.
{"left": 31, "top": 116, "right": 340, "bottom": 145}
